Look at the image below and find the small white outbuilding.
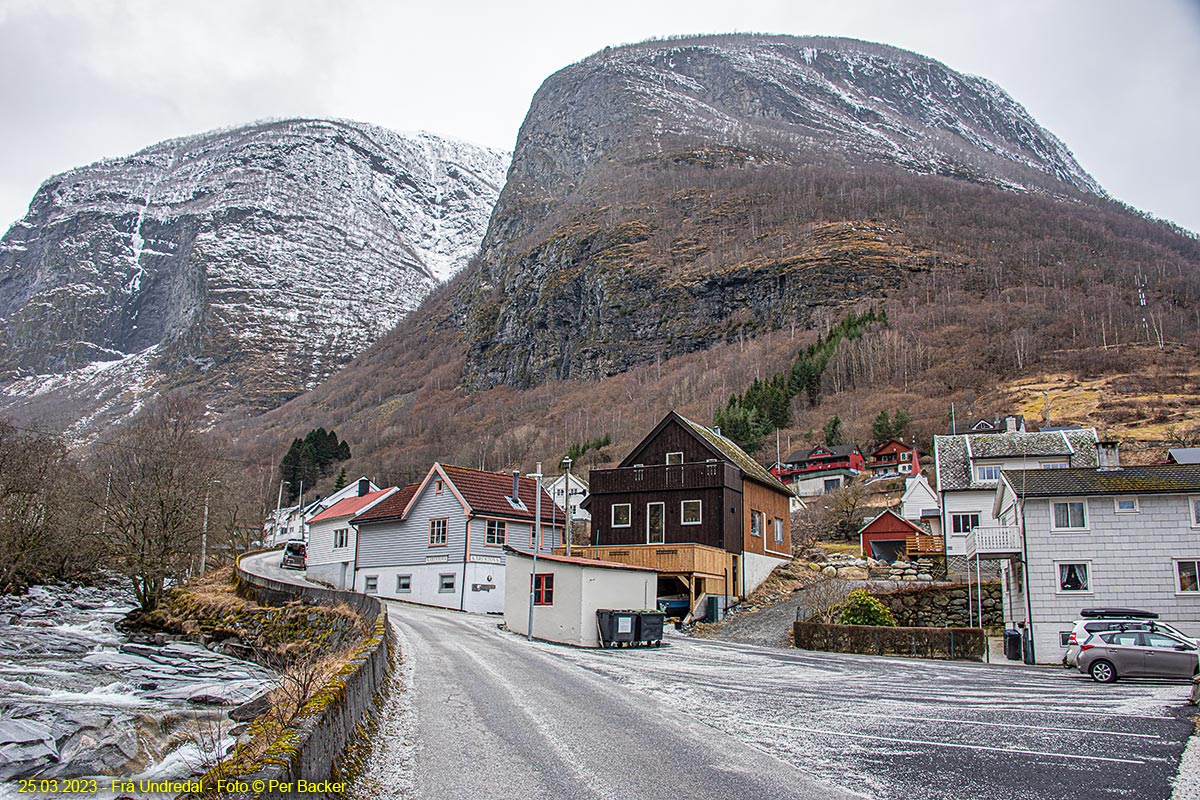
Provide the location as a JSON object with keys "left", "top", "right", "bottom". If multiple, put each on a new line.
{"left": 504, "top": 546, "right": 658, "bottom": 647}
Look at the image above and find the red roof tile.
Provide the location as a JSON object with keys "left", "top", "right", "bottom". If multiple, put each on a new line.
{"left": 308, "top": 489, "right": 396, "bottom": 523}
{"left": 355, "top": 482, "right": 420, "bottom": 524}
{"left": 441, "top": 464, "right": 565, "bottom": 524}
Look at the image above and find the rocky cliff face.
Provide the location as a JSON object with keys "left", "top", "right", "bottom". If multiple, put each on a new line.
{"left": 460, "top": 35, "right": 1104, "bottom": 389}
{"left": 0, "top": 119, "right": 508, "bottom": 432}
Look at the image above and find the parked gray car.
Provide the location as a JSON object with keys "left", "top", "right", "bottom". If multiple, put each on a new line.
{"left": 1078, "top": 629, "right": 1200, "bottom": 683}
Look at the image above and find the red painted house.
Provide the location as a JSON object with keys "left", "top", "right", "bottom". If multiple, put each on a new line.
{"left": 866, "top": 439, "right": 922, "bottom": 478}
{"left": 771, "top": 444, "right": 866, "bottom": 484}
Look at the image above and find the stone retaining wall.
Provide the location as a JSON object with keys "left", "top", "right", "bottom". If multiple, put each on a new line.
{"left": 872, "top": 582, "right": 1003, "bottom": 629}
{"left": 197, "top": 558, "right": 393, "bottom": 800}
{"left": 794, "top": 621, "right": 985, "bottom": 661}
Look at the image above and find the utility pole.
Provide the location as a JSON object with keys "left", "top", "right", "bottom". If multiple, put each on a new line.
{"left": 200, "top": 479, "right": 220, "bottom": 577}
{"left": 563, "top": 456, "right": 573, "bottom": 557}
{"left": 527, "top": 462, "right": 543, "bottom": 641}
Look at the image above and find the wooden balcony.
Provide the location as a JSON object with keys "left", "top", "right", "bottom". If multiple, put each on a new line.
{"left": 965, "top": 526, "right": 1022, "bottom": 559}
{"left": 588, "top": 461, "right": 739, "bottom": 494}
{"left": 905, "top": 533, "right": 944, "bottom": 556}
{"left": 558, "top": 543, "right": 734, "bottom": 579}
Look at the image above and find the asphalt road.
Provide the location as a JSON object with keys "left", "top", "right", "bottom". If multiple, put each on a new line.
{"left": 238, "top": 554, "right": 1195, "bottom": 800}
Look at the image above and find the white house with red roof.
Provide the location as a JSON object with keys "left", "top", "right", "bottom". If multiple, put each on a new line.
{"left": 306, "top": 484, "right": 400, "bottom": 589}
{"left": 353, "top": 463, "right": 566, "bottom": 613}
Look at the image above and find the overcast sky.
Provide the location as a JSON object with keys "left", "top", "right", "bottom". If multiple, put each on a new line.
{"left": 1, "top": 0, "right": 1197, "bottom": 233}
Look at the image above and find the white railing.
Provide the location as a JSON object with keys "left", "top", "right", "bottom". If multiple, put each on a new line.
{"left": 965, "top": 526, "right": 1022, "bottom": 558}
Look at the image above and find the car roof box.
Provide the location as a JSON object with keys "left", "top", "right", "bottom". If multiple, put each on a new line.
{"left": 1079, "top": 607, "right": 1159, "bottom": 619}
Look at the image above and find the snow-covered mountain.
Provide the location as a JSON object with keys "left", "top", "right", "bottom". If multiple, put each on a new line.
{"left": 461, "top": 35, "right": 1107, "bottom": 389}
{"left": 0, "top": 118, "right": 508, "bottom": 434}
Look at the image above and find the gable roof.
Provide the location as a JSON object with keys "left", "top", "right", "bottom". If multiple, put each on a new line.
{"left": 999, "top": 463, "right": 1200, "bottom": 497}
{"left": 1168, "top": 447, "right": 1200, "bottom": 465}
{"left": 935, "top": 428, "right": 1098, "bottom": 491}
{"left": 308, "top": 488, "right": 397, "bottom": 524}
{"left": 857, "top": 508, "right": 926, "bottom": 536}
{"left": 674, "top": 413, "right": 790, "bottom": 493}
{"left": 354, "top": 482, "right": 420, "bottom": 524}
{"left": 440, "top": 464, "right": 564, "bottom": 523}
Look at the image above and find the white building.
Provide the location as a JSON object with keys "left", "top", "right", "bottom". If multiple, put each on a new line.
{"left": 305, "top": 486, "right": 398, "bottom": 589}
{"left": 504, "top": 547, "right": 658, "bottom": 647}
{"left": 353, "top": 464, "right": 564, "bottom": 614}
{"left": 933, "top": 427, "right": 1098, "bottom": 571}
{"left": 988, "top": 445, "right": 1200, "bottom": 663}
{"left": 899, "top": 474, "right": 941, "bottom": 539}
{"left": 264, "top": 477, "right": 380, "bottom": 545}
{"left": 547, "top": 473, "right": 590, "bottom": 521}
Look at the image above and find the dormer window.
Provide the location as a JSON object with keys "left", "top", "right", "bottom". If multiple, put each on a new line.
{"left": 975, "top": 465, "right": 1002, "bottom": 482}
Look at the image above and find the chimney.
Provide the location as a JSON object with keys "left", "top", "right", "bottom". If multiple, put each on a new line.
{"left": 713, "top": 426, "right": 722, "bottom": 437}
{"left": 358, "top": 478, "right": 370, "bottom": 497}
{"left": 1097, "top": 441, "right": 1120, "bottom": 470}
{"left": 511, "top": 470, "right": 521, "bottom": 502}
{"left": 1004, "top": 415, "right": 1018, "bottom": 433}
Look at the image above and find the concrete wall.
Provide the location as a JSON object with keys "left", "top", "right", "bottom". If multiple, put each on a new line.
{"left": 228, "top": 559, "right": 392, "bottom": 800}
{"left": 1009, "top": 493, "right": 1200, "bottom": 663}
{"left": 742, "top": 551, "right": 789, "bottom": 596}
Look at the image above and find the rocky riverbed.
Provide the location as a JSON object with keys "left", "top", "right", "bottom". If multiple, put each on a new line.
{"left": 0, "top": 582, "right": 276, "bottom": 793}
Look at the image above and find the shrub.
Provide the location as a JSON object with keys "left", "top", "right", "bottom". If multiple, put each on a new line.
{"left": 836, "top": 589, "right": 896, "bottom": 626}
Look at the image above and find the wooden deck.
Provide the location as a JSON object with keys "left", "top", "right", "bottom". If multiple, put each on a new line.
{"left": 905, "top": 533, "right": 945, "bottom": 556}
{"left": 556, "top": 543, "right": 739, "bottom": 604}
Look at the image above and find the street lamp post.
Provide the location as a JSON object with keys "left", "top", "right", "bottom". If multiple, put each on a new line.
{"left": 562, "top": 456, "right": 573, "bottom": 557}
{"left": 527, "top": 462, "right": 543, "bottom": 642}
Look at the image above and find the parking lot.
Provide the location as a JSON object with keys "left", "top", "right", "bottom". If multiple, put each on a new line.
{"left": 553, "top": 632, "right": 1195, "bottom": 800}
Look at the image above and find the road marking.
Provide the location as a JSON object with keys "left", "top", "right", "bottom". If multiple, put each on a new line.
{"left": 746, "top": 721, "right": 1147, "bottom": 764}
{"left": 821, "top": 709, "right": 1162, "bottom": 739}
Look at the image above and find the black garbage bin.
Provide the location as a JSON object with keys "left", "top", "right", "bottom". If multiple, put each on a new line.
{"left": 1004, "top": 629, "right": 1023, "bottom": 661}
{"left": 596, "top": 610, "right": 637, "bottom": 647}
{"left": 636, "top": 611, "right": 666, "bottom": 646}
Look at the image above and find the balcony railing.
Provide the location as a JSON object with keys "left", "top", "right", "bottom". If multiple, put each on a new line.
{"left": 965, "top": 526, "right": 1022, "bottom": 558}
{"left": 559, "top": 543, "right": 733, "bottom": 578}
{"left": 589, "top": 461, "right": 739, "bottom": 494}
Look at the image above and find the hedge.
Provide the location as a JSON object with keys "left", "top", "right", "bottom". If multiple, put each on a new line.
{"left": 794, "top": 621, "right": 984, "bottom": 661}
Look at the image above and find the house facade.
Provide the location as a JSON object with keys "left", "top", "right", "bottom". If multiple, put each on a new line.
{"left": 263, "top": 477, "right": 380, "bottom": 545}
{"left": 353, "top": 464, "right": 564, "bottom": 614}
{"left": 899, "top": 474, "right": 942, "bottom": 539}
{"left": 547, "top": 473, "right": 590, "bottom": 521}
{"left": 989, "top": 449, "right": 1200, "bottom": 662}
{"left": 858, "top": 509, "right": 935, "bottom": 563}
{"left": 305, "top": 486, "right": 400, "bottom": 589}
{"left": 866, "top": 439, "right": 922, "bottom": 478}
{"left": 933, "top": 427, "right": 1098, "bottom": 570}
{"left": 583, "top": 411, "right": 792, "bottom": 610}
{"left": 771, "top": 444, "right": 865, "bottom": 497}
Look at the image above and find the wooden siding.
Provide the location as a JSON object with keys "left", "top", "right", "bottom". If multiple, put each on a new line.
{"left": 562, "top": 544, "right": 735, "bottom": 579}
{"left": 355, "top": 482, "right": 468, "bottom": 568}
{"left": 589, "top": 485, "right": 734, "bottom": 550}
{"left": 742, "top": 478, "right": 791, "bottom": 557}
{"left": 622, "top": 418, "right": 716, "bottom": 467}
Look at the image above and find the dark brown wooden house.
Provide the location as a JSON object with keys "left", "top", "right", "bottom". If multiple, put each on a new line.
{"left": 576, "top": 411, "right": 793, "bottom": 613}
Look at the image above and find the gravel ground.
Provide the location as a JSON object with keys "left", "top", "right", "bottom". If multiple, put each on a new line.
{"left": 1172, "top": 718, "right": 1200, "bottom": 800}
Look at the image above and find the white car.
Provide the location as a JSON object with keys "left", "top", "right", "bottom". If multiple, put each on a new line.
{"left": 1065, "top": 608, "right": 1194, "bottom": 667}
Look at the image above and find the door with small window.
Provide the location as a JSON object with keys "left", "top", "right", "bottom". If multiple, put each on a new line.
{"left": 646, "top": 502, "right": 665, "bottom": 544}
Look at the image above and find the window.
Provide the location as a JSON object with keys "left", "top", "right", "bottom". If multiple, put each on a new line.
{"left": 951, "top": 513, "right": 980, "bottom": 535}
{"left": 774, "top": 518, "right": 784, "bottom": 543}
{"left": 333, "top": 528, "right": 349, "bottom": 549}
{"left": 1042, "top": 462, "right": 1069, "bottom": 469}
{"left": 612, "top": 504, "right": 631, "bottom": 528}
{"left": 434, "top": 479, "right": 445, "bottom": 495}
{"left": 1191, "top": 497, "right": 1200, "bottom": 527}
{"left": 364, "top": 576, "right": 378, "bottom": 593}
{"left": 647, "top": 502, "right": 665, "bottom": 544}
{"left": 1177, "top": 560, "right": 1200, "bottom": 593}
{"left": 666, "top": 451, "right": 684, "bottom": 465}
{"left": 975, "top": 465, "right": 1002, "bottom": 482}
{"left": 486, "top": 519, "right": 506, "bottom": 546}
{"left": 429, "top": 518, "right": 448, "bottom": 546}
{"left": 750, "top": 510, "right": 764, "bottom": 538}
{"left": 822, "top": 478, "right": 841, "bottom": 494}
{"left": 1052, "top": 500, "right": 1087, "bottom": 530}
{"left": 681, "top": 500, "right": 702, "bottom": 525}
{"left": 1058, "top": 631, "right": 1072, "bottom": 648}
{"left": 900, "top": 451, "right": 911, "bottom": 462}
{"left": 396, "top": 574, "right": 411, "bottom": 593}
{"left": 438, "top": 573, "right": 455, "bottom": 593}
{"left": 1113, "top": 496, "right": 1139, "bottom": 513}
{"left": 1056, "top": 562, "right": 1090, "bottom": 593}
{"left": 533, "top": 573, "right": 554, "bottom": 605}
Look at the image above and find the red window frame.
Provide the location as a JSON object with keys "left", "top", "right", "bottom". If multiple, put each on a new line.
{"left": 533, "top": 573, "right": 554, "bottom": 606}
